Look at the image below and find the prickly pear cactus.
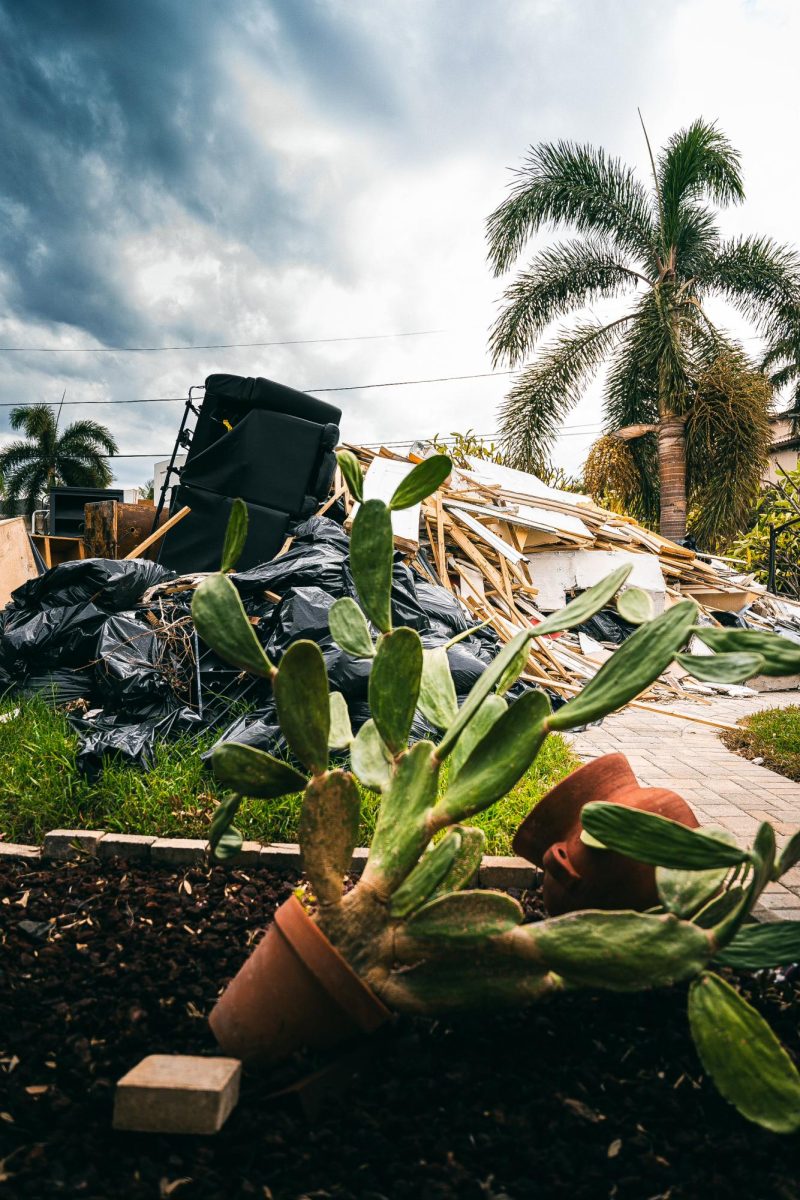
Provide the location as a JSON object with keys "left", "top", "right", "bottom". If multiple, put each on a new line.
{"left": 192, "top": 466, "right": 800, "bottom": 1134}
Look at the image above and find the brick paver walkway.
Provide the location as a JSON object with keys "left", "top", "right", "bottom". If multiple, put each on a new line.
{"left": 568, "top": 692, "right": 800, "bottom": 919}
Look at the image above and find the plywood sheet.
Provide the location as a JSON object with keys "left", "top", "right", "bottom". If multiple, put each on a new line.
{"left": 0, "top": 517, "right": 37, "bottom": 604}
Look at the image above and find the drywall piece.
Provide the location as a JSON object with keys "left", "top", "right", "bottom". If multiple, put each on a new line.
{"left": 682, "top": 586, "right": 763, "bottom": 612}
{"left": 526, "top": 549, "right": 667, "bottom": 614}
{"left": 446, "top": 506, "right": 525, "bottom": 563}
{"left": 0, "top": 517, "right": 37, "bottom": 605}
{"left": 456, "top": 561, "right": 486, "bottom": 603}
{"left": 460, "top": 456, "right": 593, "bottom": 507}
{"left": 349, "top": 457, "right": 423, "bottom": 549}
{"left": 514, "top": 503, "right": 593, "bottom": 545}
{"left": 446, "top": 498, "right": 592, "bottom": 548}
{"left": 748, "top": 673, "right": 800, "bottom": 692}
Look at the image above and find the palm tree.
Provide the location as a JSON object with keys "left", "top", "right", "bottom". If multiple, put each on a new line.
{"left": 487, "top": 118, "right": 800, "bottom": 541}
{"left": 761, "top": 332, "right": 800, "bottom": 433}
{"left": 0, "top": 404, "right": 118, "bottom": 516}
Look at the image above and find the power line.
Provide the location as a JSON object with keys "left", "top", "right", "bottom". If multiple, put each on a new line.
{"left": 0, "top": 396, "right": 186, "bottom": 407}
{"left": 308, "top": 370, "right": 516, "bottom": 393}
{"left": 0, "top": 328, "right": 447, "bottom": 353}
{"left": 103, "top": 426, "right": 604, "bottom": 458}
{"left": 0, "top": 368, "right": 519, "bottom": 407}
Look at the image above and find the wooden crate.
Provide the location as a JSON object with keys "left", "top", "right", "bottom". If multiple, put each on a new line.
{"left": 31, "top": 534, "right": 86, "bottom": 569}
{"left": 83, "top": 501, "right": 166, "bottom": 560}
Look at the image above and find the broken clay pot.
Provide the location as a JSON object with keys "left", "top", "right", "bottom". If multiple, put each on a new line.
{"left": 209, "top": 895, "right": 390, "bottom": 1068}
{"left": 512, "top": 753, "right": 699, "bottom": 916}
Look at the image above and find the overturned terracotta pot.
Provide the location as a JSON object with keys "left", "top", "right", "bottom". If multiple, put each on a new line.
{"left": 210, "top": 895, "right": 390, "bottom": 1068}
{"left": 513, "top": 753, "right": 699, "bottom": 915}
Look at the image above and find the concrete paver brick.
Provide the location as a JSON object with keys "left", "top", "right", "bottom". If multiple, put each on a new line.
{"left": 98, "top": 834, "right": 156, "bottom": 861}
{"left": 0, "top": 842, "right": 41, "bottom": 861}
{"left": 43, "top": 829, "right": 105, "bottom": 860}
{"left": 150, "top": 838, "right": 208, "bottom": 866}
{"left": 113, "top": 1055, "right": 241, "bottom": 1134}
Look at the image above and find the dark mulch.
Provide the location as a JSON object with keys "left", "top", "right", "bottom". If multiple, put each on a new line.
{"left": 1, "top": 859, "right": 799, "bottom": 1200}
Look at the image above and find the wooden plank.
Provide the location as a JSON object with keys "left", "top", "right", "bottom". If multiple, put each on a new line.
{"left": 0, "top": 518, "right": 37, "bottom": 604}
{"left": 123, "top": 506, "right": 191, "bottom": 560}
{"left": 434, "top": 492, "right": 452, "bottom": 591}
{"left": 445, "top": 518, "right": 509, "bottom": 599}
{"left": 31, "top": 534, "right": 84, "bottom": 568}
{"left": 446, "top": 506, "right": 525, "bottom": 564}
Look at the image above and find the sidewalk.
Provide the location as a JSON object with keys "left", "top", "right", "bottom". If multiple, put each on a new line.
{"left": 568, "top": 692, "right": 800, "bottom": 919}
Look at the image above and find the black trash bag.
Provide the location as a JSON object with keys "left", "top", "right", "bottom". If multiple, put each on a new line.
{"left": 326, "top": 649, "right": 372, "bottom": 703}
{"left": 0, "top": 603, "right": 108, "bottom": 671}
{"left": 9, "top": 558, "right": 174, "bottom": 615}
{"left": 266, "top": 587, "right": 337, "bottom": 656}
{"left": 206, "top": 708, "right": 289, "bottom": 764}
{"left": 710, "top": 609, "right": 751, "bottom": 629}
{"left": 195, "top": 649, "right": 272, "bottom": 723}
{"left": 93, "top": 614, "right": 182, "bottom": 709}
{"left": 233, "top": 516, "right": 350, "bottom": 599}
{"left": 74, "top": 706, "right": 202, "bottom": 776}
{"left": 414, "top": 580, "right": 472, "bottom": 639}
{"left": 574, "top": 606, "right": 638, "bottom": 645}
{"left": 416, "top": 634, "right": 488, "bottom": 698}
{"left": 21, "top": 668, "right": 95, "bottom": 706}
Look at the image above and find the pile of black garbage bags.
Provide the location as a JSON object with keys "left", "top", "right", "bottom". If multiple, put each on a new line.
{"left": 0, "top": 516, "right": 536, "bottom": 776}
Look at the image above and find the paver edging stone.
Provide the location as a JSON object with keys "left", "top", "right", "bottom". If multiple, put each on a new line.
{"left": 3, "top": 831, "right": 795, "bottom": 919}
{"left": 4, "top": 829, "right": 538, "bottom": 888}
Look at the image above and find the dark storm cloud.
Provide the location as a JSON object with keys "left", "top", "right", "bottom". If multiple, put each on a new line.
{"left": 0, "top": 0, "right": 317, "bottom": 345}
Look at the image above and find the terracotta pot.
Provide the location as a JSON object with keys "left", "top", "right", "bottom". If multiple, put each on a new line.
{"left": 209, "top": 895, "right": 390, "bottom": 1068}
{"left": 512, "top": 753, "right": 699, "bottom": 915}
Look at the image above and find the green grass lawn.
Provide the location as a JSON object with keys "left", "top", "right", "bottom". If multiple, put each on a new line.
{"left": 722, "top": 704, "right": 800, "bottom": 782}
{"left": 0, "top": 695, "right": 578, "bottom": 854}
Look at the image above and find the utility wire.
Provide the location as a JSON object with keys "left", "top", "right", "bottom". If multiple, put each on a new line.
{"left": 0, "top": 368, "right": 519, "bottom": 408}
{"left": 0, "top": 328, "right": 447, "bottom": 353}
{"left": 101, "top": 426, "right": 604, "bottom": 458}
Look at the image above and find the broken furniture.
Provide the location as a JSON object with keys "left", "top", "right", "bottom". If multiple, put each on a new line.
{"left": 156, "top": 373, "right": 342, "bottom": 574}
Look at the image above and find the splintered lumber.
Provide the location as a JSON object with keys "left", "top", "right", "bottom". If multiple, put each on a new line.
{"left": 331, "top": 442, "right": 799, "bottom": 704}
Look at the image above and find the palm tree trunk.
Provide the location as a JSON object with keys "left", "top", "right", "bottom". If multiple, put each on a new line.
{"left": 657, "top": 416, "right": 688, "bottom": 541}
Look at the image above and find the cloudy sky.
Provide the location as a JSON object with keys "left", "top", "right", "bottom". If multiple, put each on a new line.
{"left": 1, "top": 0, "right": 799, "bottom": 490}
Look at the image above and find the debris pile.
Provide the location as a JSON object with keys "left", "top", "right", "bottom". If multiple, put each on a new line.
{"left": 338, "top": 445, "right": 800, "bottom": 705}
{"left": 2, "top": 443, "right": 800, "bottom": 773}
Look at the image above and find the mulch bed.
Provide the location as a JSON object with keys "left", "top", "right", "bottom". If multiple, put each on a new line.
{"left": 1, "top": 858, "right": 799, "bottom": 1200}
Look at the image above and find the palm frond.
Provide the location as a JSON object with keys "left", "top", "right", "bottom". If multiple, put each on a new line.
{"left": 759, "top": 331, "right": 800, "bottom": 429}
{"left": 486, "top": 141, "right": 657, "bottom": 275}
{"left": 603, "top": 296, "right": 662, "bottom": 429}
{"left": 57, "top": 454, "right": 113, "bottom": 489}
{"left": 489, "top": 236, "right": 646, "bottom": 367}
{"left": 686, "top": 352, "right": 773, "bottom": 549}
{"left": 582, "top": 434, "right": 646, "bottom": 515}
{"left": 498, "top": 315, "right": 633, "bottom": 471}
{"left": 671, "top": 202, "right": 721, "bottom": 275}
{"left": 658, "top": 119, "right": 744, "bottom": 246}
{"left": 9, "top": 404, "right": 57, "bottom": 439}
{"left": 57, "top": 419, "right": 119, "bottom": 456}
{"left": 0, "top": 440, "right": 41, "bottom": 477}
{"left": 2, "top": 460, "right": 49, "bottom": 516}
{"left": 699, "top": 236, "right": 800, "bottom": 340}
